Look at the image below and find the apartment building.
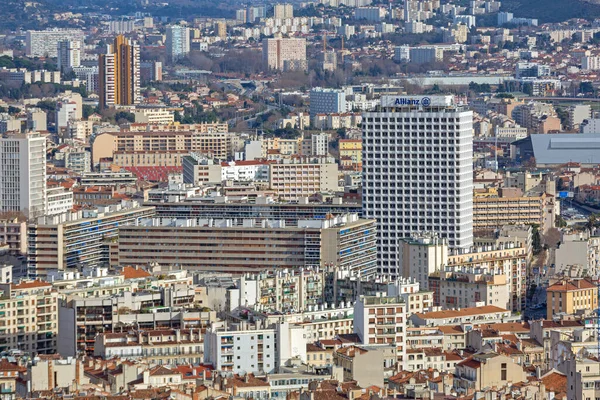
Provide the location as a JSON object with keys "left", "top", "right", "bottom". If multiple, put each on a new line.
{"left": 94, "top": 329, "right": 204, "bottom": 365}
{"left": 45, "top": 185, "right": 74, "bottom": 216}
{"left": 27, "top": 203, "right": 155, "bottom": 277}
{"left": 430, "top": 271, "right": 511, "bottom": 311}
{"left": 454, "top": 353, "right": 527, "bottom": 394}
{"left": 401, "top": 233, "right": 449, "bottom": 290}
{"left": 273, "top": 3, "right": 294, "bottom": 19}
{"left": 444, "top": 245, "right": 527, "bottom": 312}
{"left": 117, "top": 213, "right": 377, "bottom": 276}
{"left": 92, "top": 128, "right": 231, "bottom": 166}
{"left": 80, "top": 171, "right": 138, "bottom": 186}
{"left": 203, "top": 321, "right": 307, "bottom": 374}
{"left": 269, "top": 157, "right": 339, "bottom": 201}
{"left": 57, "top": 40, "right": 81, "bottom": 71}
{"left": 0, "top": 281, "right": 59, "bottom": 354}
{"left": 262, "top": 37, "right": 307, "bottom": 71}
{"left": 59, "top": 290, "right": 216, "bottom": 356}
{"left": 353, "top": 296, "right": 407, "bottom": 364}
{"left": 0, "top": 219, "right": 27, "bottom": 255}
{"left": 546, "top": 279, "right": 597, "bottom": 317}
{"left": 562, "top": 357, "right": 600, "bottom": 400}
{"left": 166, "top": 25, "right": 190, "bottom": 61}
{"left": 260, "top": 305, "right": 354, "bottom": 341}
{"left": 338, "top": 139, "right": 362, "bottom": 171}
{"left": 473, "top": 188, "right": 556, "bottom": 233}
{"left": 227, "top": 269, "right": 327, "bottom": 313}
{"left": 409, "top": 305, "right": 514, "bottom": 327}
{"left": 333, "top": 345, "right": 394, "bottom": 388}
{"left": 26, "top": 29, "right": 84, "bottom": 57}
{"left": 147, "top": 200, "right": 362, "bottom": 224}
{"left": 309, "top": 88, "right": 346, "bottom": 120}
{"left": 0, "top": 68, "right": 61, "bottom": 85}
{"left": 133, "top": 109, "right": 175, "bottom": 125}
{"left": 99, "top": 35, "right": 141, "bottom": 109}
{"left": 182, "top": 155, "right": 224, "bottom": 185}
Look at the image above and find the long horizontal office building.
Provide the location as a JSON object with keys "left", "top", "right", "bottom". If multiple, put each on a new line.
{"left": 144, "top": 200, "right": 363, "bottom": 225}
{"left": 116, "top": 213, "right": 377, "bottom": 276}
{"left": 91, "top": 126, "right": 231, "bottom": 166}
{"left": 28, "top": 203, "right": 155, "bottom": 278}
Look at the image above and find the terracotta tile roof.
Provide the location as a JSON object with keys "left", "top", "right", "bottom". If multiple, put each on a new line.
{"left": 307, "top": 343, "right": 325, "bottom": 352}
{"left": 478, "top": 322, "right": 530, "bottom": 333}
{"left": 122, "top": 266, "right": 151, "bottom": 280}
{"left": 540, "top": 371, "right": 567, "bottom": 395}
{"left": 225, "top": 373, "right": 270, "bottom": 388}
{"left": 335, "top": 346, "right": 368, "bottom": 357}
{"left": 457, "top": 357, "right": 481, "bottom": 369}
{"left": 172, "top": 364, "right": 212, "bottom": 380}
{"left": 0, "top": 359, "right": 25, "bottom": 372}
{"left": 444, "top": 351, "right": 463, "bottom": 361}
{"left": 148, "top": 365, "right": 177, "bottom": 376}
{"left": 548, "top": 279, "right": 596, "bottom": 292}
{"left": 437, "top": 325, "right": 464, "bottom": 334}
{"left": 541, "top": 320, "right": 584, "bottom": 329}
{"left": 11, "top": 280, "right": 51, "bottom": 290}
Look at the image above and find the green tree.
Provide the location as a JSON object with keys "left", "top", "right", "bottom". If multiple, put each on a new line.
{"left": 83, "top": 105, "right": 97, "bottom": 119}
{"left": 580, "top": 81, "right": 595, "bottom": 95}
{"left": 114, "top": 111, "right": 135, "bottom": 123}
{"left": 531, "top": 224, "right": 542, "bottom": 254}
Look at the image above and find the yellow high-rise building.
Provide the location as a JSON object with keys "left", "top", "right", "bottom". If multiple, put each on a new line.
{"left": 99, "top": 35, "right": 140, "bottom": 109}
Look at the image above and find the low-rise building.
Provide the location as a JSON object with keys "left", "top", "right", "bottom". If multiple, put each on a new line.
{"left": 546, "top": 278, "right": 597, "bottom": 317}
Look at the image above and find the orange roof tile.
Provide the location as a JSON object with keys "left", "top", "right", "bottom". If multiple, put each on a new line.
{"left": 122, "top": 266, "right": 151, "bottom": 280}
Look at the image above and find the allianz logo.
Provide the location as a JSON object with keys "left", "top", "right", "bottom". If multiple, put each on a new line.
{"left": 394, "top": 97, "right": 432, "bottom": 106}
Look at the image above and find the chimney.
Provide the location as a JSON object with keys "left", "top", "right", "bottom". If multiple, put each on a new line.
{"left": 75, "top": 359, "right": 81, "bottom": 385}
{"left": 48, "top": 361, "right": 54, "bottom": 389}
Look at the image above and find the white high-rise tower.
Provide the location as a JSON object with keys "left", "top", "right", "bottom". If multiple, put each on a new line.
{"left": 57, "top": 40, "right": 81, "bottom": 72}
{"left": 362, "top": 95, "right": 473, "bottom": 277}
{"left": 166, "top": 25, "right": 190, "bottom": 62}
{"left": 0, "top": 132, "right": 47, "bottom": 218}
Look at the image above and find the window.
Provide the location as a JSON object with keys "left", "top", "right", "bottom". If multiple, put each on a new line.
{"left": 501, "top": 363, "right": 507, "bottom": 381}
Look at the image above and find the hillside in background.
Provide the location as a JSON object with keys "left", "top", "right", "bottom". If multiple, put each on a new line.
{"left": 502, "top": 0, "right": 600, "bottom": 22}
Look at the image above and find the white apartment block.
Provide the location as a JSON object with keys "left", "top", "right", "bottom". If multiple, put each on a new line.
{"left": 46, "top": 186, "right": 74, "bottom": 216}
{"left": 166, "top": 25, "right": 190, "bottom": 61}
{"left": 26, "top": 29, "right": 84, "bottom": 57}
{"left": 94, "top": 329, "right": 204, "bottom": 365}
{"left": 57, "top": 40, "right": 81, "bottom": 71}
{"left": 362, "top": 95, "right": 473, "bottom": 277}
{"left": 274, "top": 3, "right": 294, "bottom": 19}
{"left": 401, "top": 234, "right": 449, "bottom": 290}
{"left": 262, "top": 37, "right": 307, "bottom": 71}
{"left": 0, "top": 68, "right": 61, "bottom": 84}
{"left": 581, "top": 56, "right": 600, "bottom": 71}
{"left": 72, "top": 66, "right": 99, "bottom": 93}
{"left": 108, "top": 20, "right": 136, "bottom": 34}
{"left": 221, "top": 161, "right": 270, "bottom": 182}
{"left": 204, "top": 321, "right": 307, "bottom": 374}
{"left": 353, "top": 296, "right": 407, "bottom": 366}
{"left": 133, "top": 108, "right": 175, "bottom": 125}
{"left": 0, "top": 132, "right": 47, "bottom": 218}
{"left": 56, "top": 102, "right": 78, "bottom": 130}
{"left": 308, "top": 133, "right": 329, "bottom": 156}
